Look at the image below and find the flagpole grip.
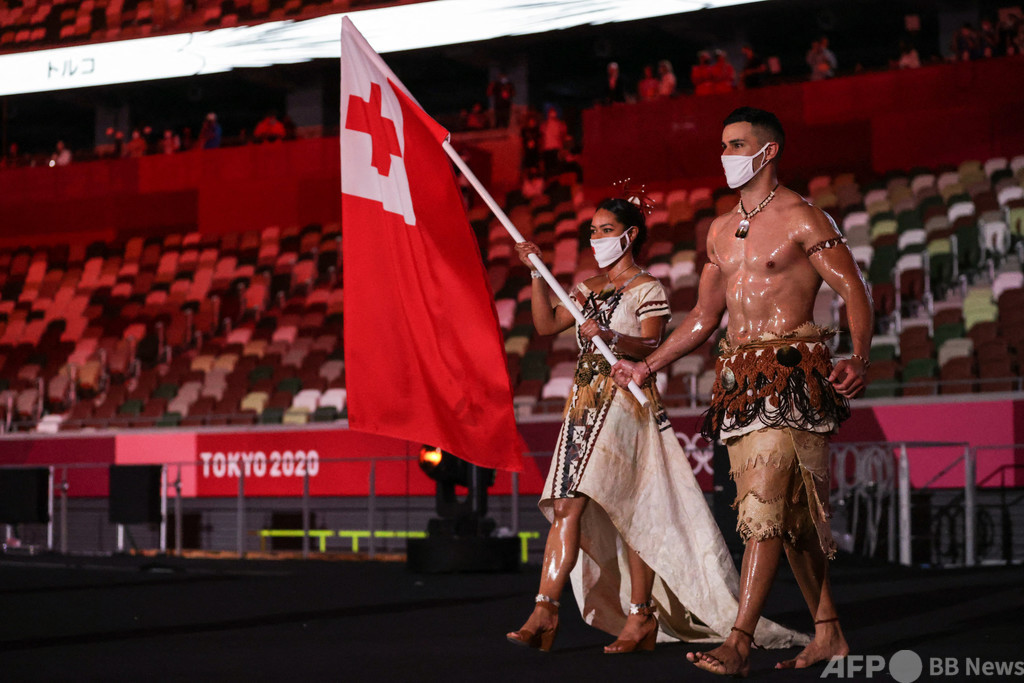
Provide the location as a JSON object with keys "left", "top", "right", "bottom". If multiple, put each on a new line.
{"left": 442, "top": 140, "right": 648, "bottom": 406}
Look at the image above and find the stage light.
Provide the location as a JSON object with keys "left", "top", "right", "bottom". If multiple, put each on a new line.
{"left": 407, "top": 446, "right": 517, "bottom": 573}
{"left": 418, "top": 445, "right": 467, "bottom": 486}
{"left": 418, "top": 445, "right": 443, "bottom": 473}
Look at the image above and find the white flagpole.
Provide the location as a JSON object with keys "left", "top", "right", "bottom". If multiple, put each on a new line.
{"left": 442, "top": 140, "right": 648, "bottom": 406}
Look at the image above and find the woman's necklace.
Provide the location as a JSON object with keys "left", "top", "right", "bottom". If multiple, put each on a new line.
{"left": 736, "top": 183, "right": 780, "bottom": 238}
{"left": 607, "top": 262, "right": 636, "bottom": 285}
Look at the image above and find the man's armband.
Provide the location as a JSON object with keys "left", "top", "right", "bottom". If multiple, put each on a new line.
{"left": 805, "top": 236, "right": 848, "bottom": 257}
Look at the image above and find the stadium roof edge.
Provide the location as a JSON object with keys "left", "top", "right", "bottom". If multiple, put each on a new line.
{"left": 0, "top": 0, "right": 766, "bottom": 96}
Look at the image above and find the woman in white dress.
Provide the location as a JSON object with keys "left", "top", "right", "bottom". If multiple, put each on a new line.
{"left": 506, "top": 193, "right": 807, "bottom": 656}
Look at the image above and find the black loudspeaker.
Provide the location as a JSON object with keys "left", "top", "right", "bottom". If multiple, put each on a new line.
{"left": 0, "top": 468, "right": 50, "bottom": 524}
{"left": 109, "top": 465, "right": 163, "bottom": 524}
{"left": 406, "top": 535, "right": 520, "bottom": 573}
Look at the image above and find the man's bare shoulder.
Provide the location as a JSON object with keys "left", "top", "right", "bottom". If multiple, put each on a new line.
{"left": 715, "top": 196, "right": 739, "bottom": 221}
{"left": 775, "top": 187, "right": 840, "bottom": 242}
{"left": 708, "top": 209, "right": 734, "bottom": 238}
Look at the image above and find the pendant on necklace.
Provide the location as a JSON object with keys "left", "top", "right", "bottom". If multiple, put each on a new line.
{"left": 735, "top": 219, "right": 750, "bottom": 239}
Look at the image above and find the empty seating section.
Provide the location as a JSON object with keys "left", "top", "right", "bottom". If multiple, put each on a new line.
{"left": 0, "top": 224, "right": 346, "bottom": 430}
{"left": 1, "top": 154, "right": 1023, "bottom": 430}
{"left": 854, "top": 154, "right": 1024, "bottom": 397}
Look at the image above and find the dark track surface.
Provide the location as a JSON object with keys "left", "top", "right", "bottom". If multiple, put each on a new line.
{"left": 0, "top": 552, "right": 1021, "bottom": 682}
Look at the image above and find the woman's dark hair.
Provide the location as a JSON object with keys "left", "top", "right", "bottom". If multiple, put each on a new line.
{"left": 596, "top": 197, "right": 648, "bottom": 257}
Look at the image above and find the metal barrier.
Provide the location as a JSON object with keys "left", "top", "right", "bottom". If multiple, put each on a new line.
{"left": 830, "top": 442, "right": 897, "bottom": 561}
{"left": 964, "top": 444, "right": 1024, "bottom": 567}
{"left": 0, "top": 441, "right": 1012, "bottom": 568}
{"left": 821, "top": 441, "right": 971, "bottom": 567}
{"left": 2, "top": 455, "right": 536, "bottom": 560}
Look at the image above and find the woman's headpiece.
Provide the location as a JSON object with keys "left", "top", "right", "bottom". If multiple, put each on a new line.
{"left": 613, "top": 178, "right": 655, "bottom": 216}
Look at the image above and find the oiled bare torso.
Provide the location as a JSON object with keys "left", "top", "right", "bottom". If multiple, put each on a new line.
{"left": 711, "top": 193, "right": 825, "bottom": 344}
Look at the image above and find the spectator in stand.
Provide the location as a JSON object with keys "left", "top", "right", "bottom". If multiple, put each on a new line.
{"left": 691, "top": 51, "right": 714, "bottom": 95}
{"left": 521, "top": 166, "right": 544, "bottom": 200}
{"left": 3, "top": 142, "right": 22, "bottom": 169}
{"left": 539, "top": 106, "right": 568, "bottom": 176}
{"left": 657, "top": 59, "right": 677, "bottom": 97}
{"left": 254, "top": 111, "right": 286, "bottom": 142}
{"left": 125, "top": 129, "right": 148, "bottom": 157}
{"left": 740, "top": 45, "right": 767, "bottom": 89}
{"left": 160, "top": 129, "right": 181, "bottom": 154}
{"left": 604, "top": 62, "right": 626, "bottom": 105}
{"left": 807, "top": 37, "right": 837, "bottom": 80}
{"left": 998, "top": 12, "right": 1023, "bottom": 55}
{"left": 897, "top": 40, "right": 921, "bottom": 69}
{"left": 1012, "top": 18, "right": 1024, "bottom": 55}
{"left": 281, "top": 114, "right": 297, "bottom": 140}
{"left": 487, "top": 72, "right": 516, "bottom": 128}
{"left": 462, "top": 102, "right": 488, "bottom": 130}
{"left": 50, "top": 141, "right": 72, "bottom": 167}
{"left": 198, "top": 112, "right": 222, "bottom": 149}
{"left": 951, "top": 23, "right": 980, "bottom": 61}
{"left": 142, "top": 125, "right": 158, "bottom": 153}
{"left": 102, "top": 127, "right": 126, "bottom": 158}
{"left": 636, "top": 65, "right": 659, "bottom": 102}
{"left": 710, "top": 49, "right": 735, "bottom": 93}
{"left": 520, "top": 109, "right": 541, "bottom": 171}
{"left": 979, "top": 19, "right": 998, "bottom": 57}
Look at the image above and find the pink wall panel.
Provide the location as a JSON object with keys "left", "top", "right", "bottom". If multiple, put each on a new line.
{"left": 0, "top": 436, "right": 115, "bottom": 496}
{"left": 0, "top": 396, "right": 1020, "bottom": 498}
{"left": 116, "top": 432, "right": 198, "bottom": 496}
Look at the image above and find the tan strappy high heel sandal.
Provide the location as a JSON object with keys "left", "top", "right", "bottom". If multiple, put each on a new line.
{"left": 506, "top": 594, "right": 559, "bottom": 652}
{"left": 604, "top": 601, "right": 657, "bottom": 654}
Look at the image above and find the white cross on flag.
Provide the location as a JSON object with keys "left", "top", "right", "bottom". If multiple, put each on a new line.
{"left": 339, "top": 17, "right": 524, "bottom": 472}
{"left": 339, "top": 24, "right": 417, "bottom": 226}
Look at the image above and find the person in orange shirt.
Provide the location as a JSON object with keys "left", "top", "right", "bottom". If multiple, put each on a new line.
{"left": 691, "top": 51, "right": 715, "bottom": 95}
{"left": 254, "top": 111, "right": 287, "bottom": 142}
{"left": 711, "top": 50, "right": 736, "bottom": 94}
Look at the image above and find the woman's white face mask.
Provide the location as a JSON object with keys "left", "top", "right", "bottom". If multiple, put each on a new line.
{"left": 590, "top": 229, "right": 633, "bottom": 268}
{"left": 721, "top": 141, "right": 771, "bottom": 189}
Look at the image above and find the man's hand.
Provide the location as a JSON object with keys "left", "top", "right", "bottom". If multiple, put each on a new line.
{"left": 611, "top": 359, "right": 647, "bottom": 388}
{"left": 828, "top": 357, "right": 868, "bottom": 398}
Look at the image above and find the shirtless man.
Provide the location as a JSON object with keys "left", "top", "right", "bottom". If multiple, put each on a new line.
{"left": 613, "top": 107, "right": 873, "bottom": 676}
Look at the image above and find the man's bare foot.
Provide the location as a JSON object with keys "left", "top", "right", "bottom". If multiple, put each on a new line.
{"left": 604, "top": 612, "right": 658, "bottom": 653}
{"left": 775, "top": 619, "right": 849, "bottom": 669}
{"left": 687, "top": 632, "right": 752, "bottom": 677}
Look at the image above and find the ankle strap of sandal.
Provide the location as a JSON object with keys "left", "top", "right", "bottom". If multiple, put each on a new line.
{"left": 629, "top": 600, "right": 655, "bottom": 617}
{"left": 535, "top": 594, "right": 560, "bottom": 610}
{"left": 730, "top": 626, "right": 758, "bottom": 649}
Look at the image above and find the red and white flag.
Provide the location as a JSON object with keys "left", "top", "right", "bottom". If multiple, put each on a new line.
{"left": 340, "top": 17, "right": 524, "bottom": 472}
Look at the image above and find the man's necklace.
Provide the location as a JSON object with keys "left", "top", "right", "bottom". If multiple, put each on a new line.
{"left": 735, "top": 183, "right": 780, "bottom": 238}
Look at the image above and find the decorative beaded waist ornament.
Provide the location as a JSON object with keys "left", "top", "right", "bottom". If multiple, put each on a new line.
{"left": 735, "top": 182, "right": 780, "bottom": 238}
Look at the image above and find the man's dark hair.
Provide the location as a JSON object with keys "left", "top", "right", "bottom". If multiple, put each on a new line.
{"left": 723, "top": 107, "right": 786, "bottom": 156}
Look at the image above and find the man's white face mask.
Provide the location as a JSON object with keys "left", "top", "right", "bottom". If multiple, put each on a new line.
{"left": 721, "top": 141, "right": 771, "bottom": 189}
